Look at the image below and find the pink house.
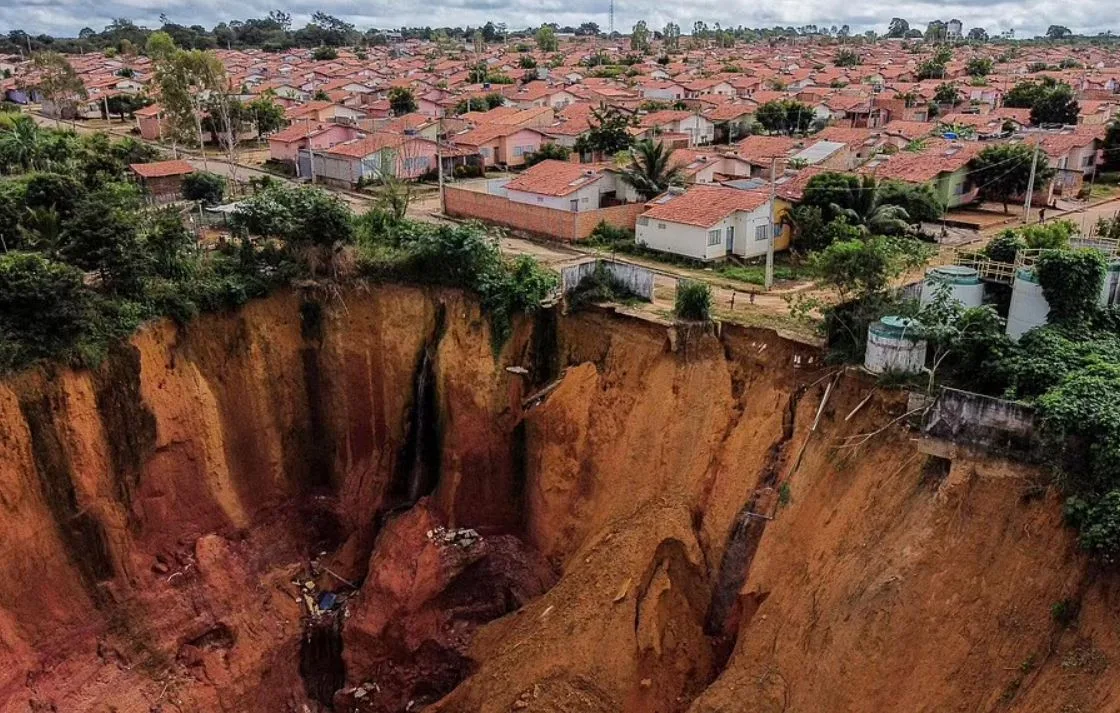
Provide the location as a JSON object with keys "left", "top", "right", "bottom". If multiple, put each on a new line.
{"left": 451, "top": 125, "right": 548, "bottom": 167}
{"left": 268, "top": 122, "right": 361, "bottom": 165}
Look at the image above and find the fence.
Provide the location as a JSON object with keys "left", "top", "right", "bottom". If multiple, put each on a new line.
{"left": 444, "top": 186, "right": 646, "bottom": 242}
{"left": 561, "top": 260, "right": 655, "bottom": 301}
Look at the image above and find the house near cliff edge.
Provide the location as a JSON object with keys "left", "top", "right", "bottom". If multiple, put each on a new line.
{"left": 635, "top": 184, "right": 790, "bottom": 262}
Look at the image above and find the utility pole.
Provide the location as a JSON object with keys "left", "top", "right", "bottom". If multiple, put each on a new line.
{"left": 1023, "top": 140, "right": 1040, "bottom": 223}
{"left": 765, "top": 157, "right": 777, "bottom": 290}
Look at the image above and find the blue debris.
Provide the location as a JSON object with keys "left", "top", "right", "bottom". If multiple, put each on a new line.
{"left": 318, "top": 592, "right": 338, "bottom": 611}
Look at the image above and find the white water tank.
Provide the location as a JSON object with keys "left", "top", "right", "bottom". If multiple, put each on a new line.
{"left": 919, "top": 266, "right": 984, "bottom": 309}
{"left": 1006, "top": 268, "right": 1049, "bottom": 341}
{"left": 865, "top": 316, "right": 927, "bottom": 375}
{"left": 1101, "top": 263, "right": 1120, "bottom": 307}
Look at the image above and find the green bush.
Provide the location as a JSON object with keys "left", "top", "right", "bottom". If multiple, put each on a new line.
{"left": 181, "top": 171, "right": 227, "bottom": 206}
{"left": 1036, "top": 248, "right": 1107, "bottom": 323}
{"left": 985, "top": 231, "right": 1026, "bottom": 263}
{"left": 0, "top": 252, "right": 90, "bottom": 368}
{"left": 674, "top": 280, "right": 712, "bottom": 321}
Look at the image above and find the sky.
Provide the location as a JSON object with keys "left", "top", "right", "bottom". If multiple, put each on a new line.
{"left": 2, "top": 0, "right": 1116, "bottom": 40}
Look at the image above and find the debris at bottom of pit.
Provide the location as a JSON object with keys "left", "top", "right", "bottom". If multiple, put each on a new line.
{"left": 426, "top": 526, "right": 481, "bottom": 549}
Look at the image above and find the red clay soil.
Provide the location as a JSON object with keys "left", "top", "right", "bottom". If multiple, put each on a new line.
{"left": 0, "top": 287, "right": 1117, "bottom": 713}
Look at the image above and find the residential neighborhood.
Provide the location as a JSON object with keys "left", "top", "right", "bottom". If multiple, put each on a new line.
{"left": 4, "top": 17, "right": 1120, "bottom": 268}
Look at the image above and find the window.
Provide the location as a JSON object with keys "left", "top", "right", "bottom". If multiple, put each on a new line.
{"left": 708, "top": 228, "right": 722, "bottom": 246}
{"left": 513, "top": 145, "right": 535, "bottom": 157}
{"left": 638, "top": 216, "right": 649, "bottom": 226}
{"left": 403, "top": 156, "right": 429, "bottom": 174}
{"left": 570, "top": 199, "right": 579, "bottom": 212}
{"left": 755, "top": 225, "right": 769, "bottom": 241}
{"left": 480, "top": 147, "right": 492, "bottom": 158}
{"left": 658, "top": 222, "right": 666, "bottom": 230}
{"left": 726, "top": 226, "right": 735, "bottom": 248}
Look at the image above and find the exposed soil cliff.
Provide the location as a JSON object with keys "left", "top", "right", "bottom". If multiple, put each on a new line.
{"left": 0, "top": 286, "right": 1116, "bottom": 713}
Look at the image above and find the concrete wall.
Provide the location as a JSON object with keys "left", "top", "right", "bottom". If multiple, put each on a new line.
{"left": 561, "top": 259, "right": 655, "bottom": 301}
{"left": 444, "top": 186, "right": 645, "bottom": 241}
{"left": 921, "top": 387, "right": 1038, "bottom": 455}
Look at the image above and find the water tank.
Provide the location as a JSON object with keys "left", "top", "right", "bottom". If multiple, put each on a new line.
{"left": 1101, "top": 263, "right": 1120, "bottom": 307}
{"left": 864, "top": 316, "right": 927, "bottom": 375}
{"left": 919, "top": 266, "right": 984, "bottom": 309}
{"left": 1006, "top": 268, "right": 1049, "bottom": 341}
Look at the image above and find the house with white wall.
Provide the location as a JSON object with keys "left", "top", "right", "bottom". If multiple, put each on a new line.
{"left": 491, "top": 160, "right": 640, "bottom": 211}
{"left": 635, "top": 185, "right": 782, "bottom": 262}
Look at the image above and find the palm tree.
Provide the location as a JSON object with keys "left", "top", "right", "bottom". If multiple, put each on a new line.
{"left": 830, "top": 176, "right": 913, "bottom": 235}
{"left": 17, "top": 206, "right": 65, "bottom": 255}
{"left": 0, "top": 114, "right": 43, "bottom": 173}
{"left": 620, "top": 139, "right": 683, "bottom": 200}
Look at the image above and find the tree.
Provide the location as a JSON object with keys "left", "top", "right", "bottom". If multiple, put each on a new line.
{"left": 674, "top": 280, "right": 711, "bottom": 321}
{"left": 970, "top": 144, "right": 1053, "bottom": 213}
{"left": 62, "top": 184, "right": 148, "bottom": 295}
{"left": 576, "top": 22, "right": 600, "bottom": 36}
{"left": 835, "top": 49, "right": 861, "bottom": 67}
{"left": 312, "top": 45, "right": 338, "bottom": 61}
{"left": 811, "top": 235, "right": 922, "bottom": 301}
{"left": 388, "top": 87, "right": 418, "bottom": 116}
{"left": 886, "top": 18, "right": 910, "bottom": 39}
{"left": 934, "top": 83, "right": 962, "bottom": 106}
{"left": 535, "top": 25, "right": 558, "bottom": 52}
{"left": 631, "top": 21, "right": 650, "bottom": 52}
{"left": 0, "top": 252, "right": 89, "bottom": 363}
{"left": 23, "top": 172, "right": 85, "bottom": 218}
{"left": 230, "top": 185, "right": 354, "bottom": 274}
{"left": 967, "top": 27, "right": 989, "bottom": 41}
{"left": 620, "top": 140, "right": 682, "bottom": 200}
{"left": 0, "top": 115, "right": 43, "bottom": 173}
{"left": 1030, "top": 83, "right": 1079, "bottom": 125}
{"left": 984, "top": 231, "right": 1026, "bottom": 263}
{"left": 104, "top": 93, "right": 151, "bottom": 122}
{"left": 523, "top": 143, "right": 571, "bottom": 167}
{"left": 966, "top": 57, "right": 993, "bottom": 77}
{"left": 755, "top": 100, "right": 815, "bottom": 135}
{"left": 1102, "top": 120, "right": 1120, "bottom": 172}
{"left": 925, "top": 21, "right": 948, "bottom": 43}
{"left": 31, "top": 52, "right": 87, "bottom": 122}
{"left": 246, "top": 95, "right": 285, "bottom": 140}
{"left": 827, "top": 177, "right": 914, "bottom": 236}
{"left": 663, "top": 22, "right": 681, "bottom": 50}
{"left": 916, "top": 58, "right": 947, "bottom": 80}
{"left": 576, "top": 106, "right": 633, "bottom": 156}
{"left": 1003, "top": 79, "right": 1051, "bottom": 108}
{"left": 1046, "top": 25, "right": 1073, "bottom": 40}
{"left": 181, "top": 171, "right": 226, "bottom": 205}
{"left": 1037, "top": 249, "right": 1107, "bottom": 322}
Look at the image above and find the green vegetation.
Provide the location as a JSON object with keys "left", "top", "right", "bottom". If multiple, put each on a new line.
{"left": 181, "top": 171, "right": 227, "bottom": 206}
{"left": 970, "top": 144, "right": 1054, "bottom": 213}
{"left": 523, "top": 143, "right": 571, "bottom": 167}
{"left": 354, "top": 211, "right": 557, "bottom": 347}
{"left": 567, "top": 261, "right": 639, "bottom": 309}
{"left": 674, "top": 280, "right": 712, "bottom": 321}
{"left": 387, "top": 86, "right": 418, "bottom": 116}
{"left": 620, "top": 140, "right": 683, "bottom": 200}
{"left": 0, "top": 118, "right": 557, "bottom": 372}
{"left": 754, "top": 99, "right": 816, "bottom": 136}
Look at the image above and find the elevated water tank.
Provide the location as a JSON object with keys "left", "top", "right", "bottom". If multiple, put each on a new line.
{"left": 919, "top": 265, "right": 984, "bottom": 309}
{"left": 865, "top": 316, "right": 927, "bottom": 375}
{"left": 1006, "top": 268, "right": 1049, "bottom": 341}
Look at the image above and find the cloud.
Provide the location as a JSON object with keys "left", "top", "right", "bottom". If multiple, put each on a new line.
{"left": 0, "top": 0, "right": 1114, "bottom": 39}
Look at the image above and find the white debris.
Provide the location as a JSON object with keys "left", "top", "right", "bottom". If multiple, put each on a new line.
{"left": 425, "top": 526, "right": 481, "bottom": 548}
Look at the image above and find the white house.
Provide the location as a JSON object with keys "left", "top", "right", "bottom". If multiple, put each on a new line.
{"left": 636, "top": 185, "right": 779, "bottom": 262}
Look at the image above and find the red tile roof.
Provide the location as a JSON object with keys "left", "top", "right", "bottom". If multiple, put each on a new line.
{"left": 641, "top": 185, "right": 770, "bottom": 227}
{"left": 130, "top": 160, "right": 194, "bottom": 179}
{"left": 504, "top": 160, "right": 606, "bottom": 196}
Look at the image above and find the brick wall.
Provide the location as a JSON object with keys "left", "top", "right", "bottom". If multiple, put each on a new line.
{"left": 444, "top": 187, "right": 645, "bottom": 242}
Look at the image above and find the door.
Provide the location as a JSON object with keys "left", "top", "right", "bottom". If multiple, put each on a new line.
{"left": 725, "top": 225, "right": 735, "bottom": 254}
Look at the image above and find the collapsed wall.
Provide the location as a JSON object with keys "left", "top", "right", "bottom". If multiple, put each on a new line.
{"left": 0, "top": 286, "right": 1115, "bottom": 713}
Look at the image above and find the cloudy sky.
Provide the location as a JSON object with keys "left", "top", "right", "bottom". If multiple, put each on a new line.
{"left": 3, "top": 0, "right": 1116, "bottom": 39}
